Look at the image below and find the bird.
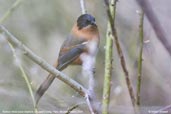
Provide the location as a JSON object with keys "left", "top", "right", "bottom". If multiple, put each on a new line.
{"left": 35, "top": 14, "right": 100, "bottom": 105}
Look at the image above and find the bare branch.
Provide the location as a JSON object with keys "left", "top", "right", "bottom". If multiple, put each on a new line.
{"left": 0, "top": 25, "right": 87, "bottom": 98}
{"left": 0, "top": 0, "right": 23, "bottom": 24}
{"left": 79, "top": 1, "right": 100, "bottom": 113}
{"left": 104, "top": 0, "right": 136, "bottom": 107}
{"left": 102, "top": 0, "right": 114, "bottom": 113}
{"left": 158, "top": 104, "right": 171, "bottom": 112}
{"left": 80, "top": 0, "right": 87, "bottom": 14}
{"left": 136, "top": 11, "right": 144, "bottom": 106}
{"left": 136, "top": 0, "right": 171, "bottom": 56}
{"left": 65, "top": 104, "right": 80, "bottom": 114}
{"left": 7, "top": 42, "right": 38, "bottom": 114}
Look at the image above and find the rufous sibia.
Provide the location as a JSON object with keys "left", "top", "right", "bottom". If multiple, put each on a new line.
{"left": 35, "top": 14, "right": 100, "bottom": 104}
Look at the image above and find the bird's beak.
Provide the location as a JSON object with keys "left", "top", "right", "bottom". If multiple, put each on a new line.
{"left": 91, "top": 21, "right": 96, "bottom": 26}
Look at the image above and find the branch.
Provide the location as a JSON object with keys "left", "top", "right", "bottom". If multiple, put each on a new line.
{"left": 136, "top": 11, "right": 144, "bottom": 106}
{"left": 65, "top": 104, "right": 79, "bottom": 114}
{"left": 158, "top": 104, "right": 171, "bottom": 112}
{"left": 0, "top": 1, "right": 38, "bottom": 113}
{"left": 104, "top": 0, "right": 136, "bottom": 106}
{"left": 102, "top": 0, "right": 114, "bottom": 113}
{"left": 7, "top": 42, "right": 38, "bottom": 114}
{"left": 136, "top": 0, "right": 171, "bottom": 56}
{"left": 79, "top": 1, "right": 100, "bottom": 114}
{"left": 80, "top": 0, "right": 87, "bottom": 14}
{"left": 0, "top": 25, "right": 100, "bottom": 114}
{"left": 0, "top": 25, "right": 87, "bottom": 97}
{"left": 0, "top": 0, "right": 23, "bottom": 24}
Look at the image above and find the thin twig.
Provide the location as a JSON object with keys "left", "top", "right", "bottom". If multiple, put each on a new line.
{"left": 104, "top": 0, "right": 136, "bottom": 106}
{"left": 158, "top": 104, "right": 171, "bottom": 112}
{"left": 80, "top": 0, "right": 87, "bottom": 14}
{"left": 79, "top": 1, "right": 99, "bottom": 113}
{"left": 136, "top": 11, "right": 144, "bottom": 106}
{"left": 0, "top": 25, "right": 87, "bottom": 98}
{"left": 102, "top": 0, "right": 114, "bottom": 113}
{"left": 0, "top": 0, "right": 38, "bottom": 113}
{"left": 86, "top": 95, "right": 95, "bottom": 114}
{"left": 65, "top": 102, "right": 86, "bottom": 114}
{"left": 136, "top": 0, "right": 171, "bottom": 56}
{"left": 0, "top": 0, "right": 23, "bottom": 24}
{"left": 65, "top": 104, "right": 79, "bottom": 114}
{"left": 7, "top": 42, "right": 38, "bottom": 114}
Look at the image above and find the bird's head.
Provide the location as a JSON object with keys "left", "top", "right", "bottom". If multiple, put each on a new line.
{"left": 77, "top": 14, "right": 97, "bottom": 30}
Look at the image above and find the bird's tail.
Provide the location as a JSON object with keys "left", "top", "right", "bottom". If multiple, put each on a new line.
{"left": 34, "top": 44, "right": 86, "bottom": 106}
{"left": 35, "top": 74, "right": 55, "bottom": 105}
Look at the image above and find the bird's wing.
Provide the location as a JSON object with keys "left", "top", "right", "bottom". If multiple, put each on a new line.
{"left": 57, "top": 43, "right": 86, "bottom": 69}
{"left": 56, "top": 33, "right": 88, "bottom": 68}
{"left": 35, "top": 35, "right": 87, "bottom": 105}
{"left": 58, "top": 34, "right": 87, "bottom": 58}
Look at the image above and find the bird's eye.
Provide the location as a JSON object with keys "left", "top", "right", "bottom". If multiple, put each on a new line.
{"left": 86, "top": 19, "right": 90, "bottom": 24}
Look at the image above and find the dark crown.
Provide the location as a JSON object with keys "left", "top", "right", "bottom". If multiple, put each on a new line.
{"left": 77, "top": 14, "right": 96, "bottom": 30}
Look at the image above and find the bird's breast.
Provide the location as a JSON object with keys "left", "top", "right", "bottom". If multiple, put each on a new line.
{"left": 71, "top": 37, "right": 99, "bottom": 65}
{"left": 86, "top": 38, "right": 99, "bottom": 56}
{"left": 79, "top": 37, "right": 99, "bottom": 71}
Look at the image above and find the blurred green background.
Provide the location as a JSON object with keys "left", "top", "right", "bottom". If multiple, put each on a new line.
{"left": 0, "top": 0, "right": 171, "bottom": 114}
